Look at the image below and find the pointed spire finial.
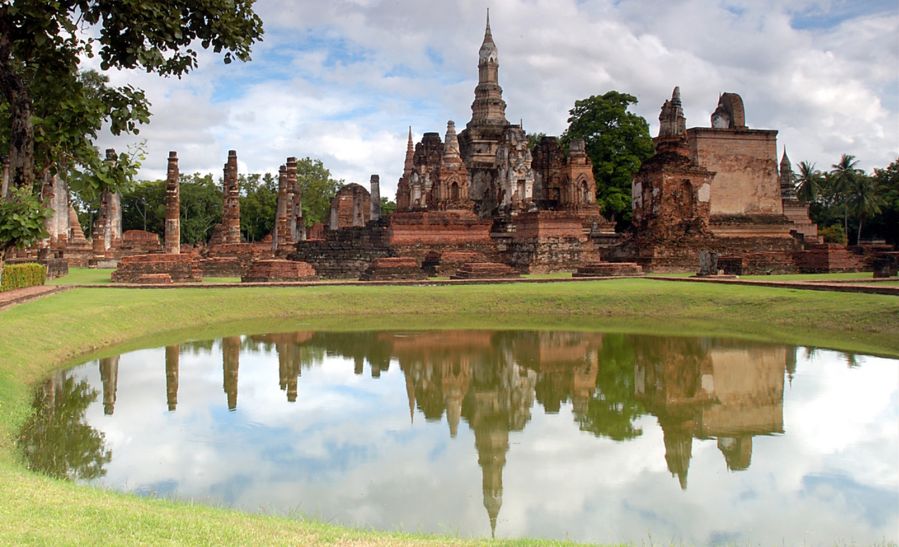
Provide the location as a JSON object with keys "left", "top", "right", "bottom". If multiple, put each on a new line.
{"left": 486, "top": 8, "right": 491, "bottom": 35}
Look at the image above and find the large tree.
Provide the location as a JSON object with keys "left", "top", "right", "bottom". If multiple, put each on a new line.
{"left": 0, "top": 0, "right": 264, "bottom": 189}
{"left": 561, "top": 91, "right": 654, "bottom": 226}
{"left": 297, "top": 158, "right": 342, "bottom": 227}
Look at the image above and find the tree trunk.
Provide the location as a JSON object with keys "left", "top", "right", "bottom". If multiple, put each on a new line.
{"left": 0, "top": 35, "right": 35, "bottom": 190}
{"left": 857, "top": 217, "right": 863, "bottom": 245}
{"left": 0, "top": 247, "right": 6, "bottom": 288}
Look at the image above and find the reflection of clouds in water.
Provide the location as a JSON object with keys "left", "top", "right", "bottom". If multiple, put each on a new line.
{"left": 66, "top": 339, "right": 898, "bottom": 544}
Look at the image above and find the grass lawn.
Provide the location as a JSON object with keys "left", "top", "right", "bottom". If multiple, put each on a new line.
{"left": 1, "top": 279, "right": 897, "bottom": 544}
{"left": 48, "top": 267, "right": 239, "bottom": 285}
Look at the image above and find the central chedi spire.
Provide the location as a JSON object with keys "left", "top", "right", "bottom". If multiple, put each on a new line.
{"left": 471, "top": 9, "right": 507, "bottom": 125}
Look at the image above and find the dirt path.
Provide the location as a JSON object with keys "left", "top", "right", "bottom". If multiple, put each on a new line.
{"left": 0, "top": 285, "right": 68, "bottom": 311}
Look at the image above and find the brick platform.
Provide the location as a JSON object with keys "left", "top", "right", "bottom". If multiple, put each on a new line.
{"left": 199, "top": 257, "right": 243, "bottom": 277}
{"left": 573, "top": 262, "right": 643, "bottom": 277}
{"left": 111, "top": 254, "right": 202, "bottom": 283}
{"left": 422, "top": 250, "right": 490, "bottom": 277}
{"left": 795, "top": 244, "right": 863, "bottom": 273}
{"left": 241, "top": 259, "right": 317, "bottom": 282}
{"left": 134, "top": 273, "right": 172, "bottom": 284}
{"left": 360, "top": 257, "right": 427, "bottom": 281}
{"left": 451, "top": 262, "right": 519, "bottom": 279}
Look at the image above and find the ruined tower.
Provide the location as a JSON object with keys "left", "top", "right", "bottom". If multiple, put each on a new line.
{"left": 164, "top": 152, "right": 181, "bottom": 254}
{"left": 222, "top": 151, "right": 241, "bottom": 244}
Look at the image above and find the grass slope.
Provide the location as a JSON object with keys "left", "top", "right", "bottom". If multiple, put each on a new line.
{"left": 1, "top": 279, "right": 897, "bottom": 544}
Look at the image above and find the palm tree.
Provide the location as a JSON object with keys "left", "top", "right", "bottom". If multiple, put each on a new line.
{"left": 847, "top": 174, "right": 884, "bottom": 243}
{"left": 830, "top": 154, "right": 863, "bottom": 236}
{"left": 795, "top": 161, "right": 821, "bottom": 204}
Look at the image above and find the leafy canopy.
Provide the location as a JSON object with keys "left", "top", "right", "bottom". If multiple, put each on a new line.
{"left": 561, "top": 91, "right": 654, "bottom": 225}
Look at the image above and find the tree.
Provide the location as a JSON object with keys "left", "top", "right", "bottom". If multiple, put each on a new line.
{"left": 240, "top": 173, "right": 278, "bottom": 242}
{"left": 795, "top": 161, "right": 822, "bottom": 204}
{"left": 830, "top": 154, "right": 863, "bottom": 237}
{"left": 180, "top": 174, "right": 222, "bottom": 245}
{"left": 847, "top": 174, "right": 884, "bottom": 243}
{"left": 0, "top": 187, "right": 50, "bottom": 281}
{"left": 561, "top": 91, "right": 654, "bottom": 226}
{"left": 0, "top": 1, "right": 263, "bottom": 190}
{"left": 380, "top": 197, "right": 397, "bottom": 218}
{"left": 121, "top": 180, "right": 166, "bottom": 234}
{"left": 296, "top": 158, "right": 342, "bottom": 227}
{"left": 17, "top": 372, "right": 111, "bottom": 481}
{"left": 870, "top": 158, "right": 899, "bottom": 245}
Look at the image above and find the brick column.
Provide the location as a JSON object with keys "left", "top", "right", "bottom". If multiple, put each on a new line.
{"left": 164, "top": 152, "right": 181, "bottom": 254}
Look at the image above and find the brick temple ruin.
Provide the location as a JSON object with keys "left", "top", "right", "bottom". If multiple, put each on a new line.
{"left": 12, "top": 13, "right": 895, "bottom": 282}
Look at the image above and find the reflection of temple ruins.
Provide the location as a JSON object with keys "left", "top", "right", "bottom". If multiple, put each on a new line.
{"left": 634, "top": 338, "right": 789, "bottom": 488}
{"left": 99, "top": 356, "right": 119, "bottom": 416}
{"left": 222, "top": 337, "right": 240, "bottom": 411}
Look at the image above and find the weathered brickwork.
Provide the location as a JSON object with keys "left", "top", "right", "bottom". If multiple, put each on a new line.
{"left": 111, "top": 254, "right": 202, "bottom": 283}
{"left": 242, "top": 259, "right": 316, "bottom": 282}
{"left": 360, "top": 257, "right": 427, "bottom": 281}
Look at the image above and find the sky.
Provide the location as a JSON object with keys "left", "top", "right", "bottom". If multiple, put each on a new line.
{"left": 95, "top": 0, "right": 899, "bottom": 199}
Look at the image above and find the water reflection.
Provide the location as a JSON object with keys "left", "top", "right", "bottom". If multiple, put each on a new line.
{"left": 18, "top": 331, "right": 898, "bottom": 543}
{"left": 19, "top": 372, "right": 112, "bottom": 480}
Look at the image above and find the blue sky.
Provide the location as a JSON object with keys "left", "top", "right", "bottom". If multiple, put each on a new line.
{"left": 97, "top": 0, "right": 899, "bottom": 198}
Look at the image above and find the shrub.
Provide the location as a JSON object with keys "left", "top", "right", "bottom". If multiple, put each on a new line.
{"left": 820, "top": 224, "right": 847, "bottom": 244}
{"left": 0, "top": 263, "right": 47, "bottom": 292}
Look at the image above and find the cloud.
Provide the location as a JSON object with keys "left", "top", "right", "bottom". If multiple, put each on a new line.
{"left": 94, "top": 0, "right": 898, "bottom": 200}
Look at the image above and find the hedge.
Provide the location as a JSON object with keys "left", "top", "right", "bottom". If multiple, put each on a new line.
{"left": 0, "top": 263, "right": 46, "bottom": 292}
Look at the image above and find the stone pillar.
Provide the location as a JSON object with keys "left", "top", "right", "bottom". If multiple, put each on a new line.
{"left": 370, "top": 174, "right": 381, "bottom": 221}
{"left": 164, "top": 152, "right": 181, "bottom": 254}
{"left": 274, "top": 164, "right": 288, "bottom": 253}
{"left": 223, "top": 150, "right": 241, "bottom": 244}
{"left": 286, "top": 157, "right": 300, "bottom": 243}
{"left": 165, "top": 345, "right": 179, "bottom": 411}
{"left": 329, "top": 204, "right": 339, "bottom": 230}
{"left": 104, "top": 149, "right": 123, "bottom": 249}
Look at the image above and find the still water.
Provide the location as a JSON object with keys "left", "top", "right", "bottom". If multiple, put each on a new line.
{"left": 19, "top": 331, "right": 899, "bottom": 544}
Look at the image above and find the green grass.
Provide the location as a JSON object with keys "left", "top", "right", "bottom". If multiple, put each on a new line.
{"left": 49, "top": 267, "right": 240, "bottom": 286}
{"left": 1, "top": 280, "right": 897, "bottom": 544}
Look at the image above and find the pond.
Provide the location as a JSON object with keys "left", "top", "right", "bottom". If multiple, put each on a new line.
{"left": 18, "top": 330, "right": 899, "bottom": 544}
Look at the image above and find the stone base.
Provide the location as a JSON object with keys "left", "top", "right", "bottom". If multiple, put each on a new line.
{"left": 291, "top": 224, "right": 393, "bottom": 279}
{"left": 501, "top": 210, "right": 601, "bottom": 274}
{"left": 205, "top": 243, "right": 274, "bottom": 276}
{"left": 360, "top": 257, "right": 427, "bottom": 281}
{"left": 422, "top": 250, "right": 489, "bottom": 277}
{"left": 795, "top": 244, "right": 863, "bottom": 273}
{"left": 241, "top": 259, "right": 317, "bottom": 282}
{"left": 89, "top": 258, "right": 119, "bottom": 269}
{"left": 451, "top": 262, "right": 519, "bottom": 279}
{"left": 134, "top": 273, "right": 172, "bottom": 284}
{"left": 873, "top": 253, "right": 898, "bottom": 278}
{"left": 111, "top": 254, "right": 202, "bottom": 283}
{"left": 199, "top": 257, "right": 243, "bottom": 277}
{"left": 573, "top": 262, "right": 643, "bottom": 277}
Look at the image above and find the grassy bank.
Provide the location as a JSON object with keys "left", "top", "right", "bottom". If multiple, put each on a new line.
{"left": 1, "top": 279, "right": 897, "bottom": 544}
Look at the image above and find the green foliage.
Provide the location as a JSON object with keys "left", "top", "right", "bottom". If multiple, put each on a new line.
{"left": 297, "top": 158, "right": 342, "bottom": 227}
{"left": 576, "top": 334, "right": 645, "bottom": 440}
{"left": 380, "top": 197, "right": 397, "bottom": 218}
{"left": 800, "top": 154, "right": 896, "bottom": 244}
{"left": 180, "top": 174, "right": 223, "bottom": 245}
{"left": 819, "top": 224, "right": 847, "bottom": 244}
{"left": 795, "top": 161, "right": 821, "bottom": 204}
{"left": 0, "top": 187, "right": 50, "bottom": 254}
{"left": 0, "top": 262, "right": 45, "bottom": 292}
{"left": 121, "top": 179, "right": 165, "bottom": 234}
{"left": 67, "top": 144, "right": 145, "bottom": 202}
{"left": 17, "top": 374, "right": 110, "bottom": 480}
{"left": 561, "top": 91, "right": 654, "bottom": 226}
{"left": 0, "top": 0, "right": 263, "bottom": 187}
{"left": 869, "top": 158, "right": 899, "bottom": 245}
{"left": 240, "top": 173, "right": 277, "bottom": 242}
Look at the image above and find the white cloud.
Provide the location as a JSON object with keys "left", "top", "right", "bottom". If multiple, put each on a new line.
{"left": 93, "top": 0, "right": 898, "bottom": 200}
